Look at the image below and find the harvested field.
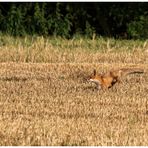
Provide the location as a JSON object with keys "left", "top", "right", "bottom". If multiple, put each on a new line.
{"left": 0, "top": 61, "right": 148, "bottom": 146}
{"left": 0, "top": 36, "right": 148, "bottom": 145}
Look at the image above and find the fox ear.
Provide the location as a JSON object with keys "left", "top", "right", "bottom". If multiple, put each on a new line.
{"left": 93, "top": 69, "right": 96, "bottom": 76}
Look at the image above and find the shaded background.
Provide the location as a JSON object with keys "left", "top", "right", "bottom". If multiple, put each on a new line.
{"left": 0, "top": 2, "right": 148, "bottom": 39}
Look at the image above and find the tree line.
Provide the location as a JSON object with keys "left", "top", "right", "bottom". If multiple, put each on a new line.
{"left": 0, "top": 2, "right": 147, "bottom": 39}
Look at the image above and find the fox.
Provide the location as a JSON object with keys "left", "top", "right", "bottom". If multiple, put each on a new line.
{"left": 88, "top": 68, "right": 144, "bottom": 90}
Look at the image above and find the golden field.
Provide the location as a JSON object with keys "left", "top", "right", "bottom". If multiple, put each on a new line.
{"left": 0, "top": 36, "right": 148, "bottom": 146}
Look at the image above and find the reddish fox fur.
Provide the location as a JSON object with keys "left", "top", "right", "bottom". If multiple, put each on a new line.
{"left": 89, "top": 68, "right": 144, "bottom": 90}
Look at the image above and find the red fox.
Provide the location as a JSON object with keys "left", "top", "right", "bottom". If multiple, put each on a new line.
{"left": 88, "top": 68, "right": 144, "bottom": 90}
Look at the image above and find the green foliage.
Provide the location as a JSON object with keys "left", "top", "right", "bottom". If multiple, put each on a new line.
{"left": 0, "top": 9, "right": 4, "bottom": 32}
{"left": 127, "top": 16, "right": 148, "bottom": 39}
{"left": 0, "top": 3, "right": 147, "bottom": 39}
{"left": 4, "top": 4, "right": 25, "bottom": 36}
{"left": 48, "top": 3, "right": 72, "bottom": 38}
{"left": 33, "top": 3, "right": 48, "bottom": 35}
{"left": 85, "top": 21, "right": 96, "bottom": 38}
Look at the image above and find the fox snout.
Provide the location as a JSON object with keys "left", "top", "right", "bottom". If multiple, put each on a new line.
{"left": 89, "top": 78, "right": 100, "bottom": 85}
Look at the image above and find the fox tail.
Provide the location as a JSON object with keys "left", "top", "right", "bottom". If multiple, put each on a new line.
{"left": 120, "top": 68, "right": 144, "bottom": 76}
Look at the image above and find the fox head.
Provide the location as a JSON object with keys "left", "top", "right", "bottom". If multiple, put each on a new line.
{"left": 88, "top": 69, "right": 103, "bottom": 89}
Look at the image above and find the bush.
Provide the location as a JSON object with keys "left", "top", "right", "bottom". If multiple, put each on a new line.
{"left": 4, "top": 4, "right": 26, "bottom": 36}
{"left": 127, "top": 16, "right": 148, "bottom": 39}
{"left": 0, "top": 3, "right": 147, "bottom": 39}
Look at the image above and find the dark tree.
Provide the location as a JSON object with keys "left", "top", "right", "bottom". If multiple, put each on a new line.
{"left": 0, "top": 2, "right": 147, "bottom": 39}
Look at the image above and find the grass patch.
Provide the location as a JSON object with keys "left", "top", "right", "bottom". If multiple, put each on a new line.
{"left": 0, "top": 35, "right": 148, "bottom": 63}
